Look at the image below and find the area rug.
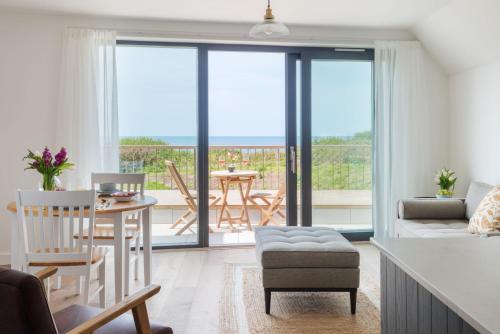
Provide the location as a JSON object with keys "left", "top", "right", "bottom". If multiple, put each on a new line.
{"left": 220, "top": 264, "right": 380, "bottom": 334}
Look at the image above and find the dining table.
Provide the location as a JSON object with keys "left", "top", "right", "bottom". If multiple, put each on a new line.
{"left": 211, "top": 170, "right": 258, "bottom": 231}
{"left": 6, "top": 194, "right": 157, "bottom": 303}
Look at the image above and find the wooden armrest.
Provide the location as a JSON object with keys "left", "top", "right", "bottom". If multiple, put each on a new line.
{"left": 67, "top": 284, "right": 161, "bottom": 334}
{"left": 35, "top": 267, "right": 58, "bottom": 280}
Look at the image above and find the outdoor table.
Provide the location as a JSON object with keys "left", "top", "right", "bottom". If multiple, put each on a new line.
{"left": 211, "top": 170, "right": 258, "bottom": 231}
{"left": 7, "top": 195, "right": 157, "bottom": 303}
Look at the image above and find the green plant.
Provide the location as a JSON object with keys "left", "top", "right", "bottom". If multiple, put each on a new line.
{"left": 435, "top": 168, "right": 457, "bottom": 196}
{"left": 120, "top": 137, "right": 167, "bottom": 145}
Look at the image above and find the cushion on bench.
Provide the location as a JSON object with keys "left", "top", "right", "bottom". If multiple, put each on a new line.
{"left": 465, "top": 181, "right": 495, "bottom": 219}
{"left": 398, "top": 199, "right": 465, "bottom": 220}
{"left": 397, "top": 219, "right": 473, "bottom": 238}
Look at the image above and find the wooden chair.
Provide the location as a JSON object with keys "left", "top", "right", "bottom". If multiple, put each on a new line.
{"left": 87, "top": 173, "right": 145, "bottom": 296}
{"left": 16, "top": 189, "right": 106, "bottom": 306}
{"left": 0, "top": 266, "right": 172, "bottom": 334}
{"left": 165, "top": 160, "right": 220, "bottom": 235}
{"left": 249, "top": 184, "right": 286, "bottom": 226}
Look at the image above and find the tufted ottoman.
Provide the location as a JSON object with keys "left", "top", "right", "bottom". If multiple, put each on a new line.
{"left": 255, "top": 226, "right": 360, "bottom": 314}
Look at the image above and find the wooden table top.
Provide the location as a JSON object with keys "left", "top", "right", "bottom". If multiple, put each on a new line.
{"left": 6, "top": 195, "right": 157, "bottom": 215}
{"left": 210, "top": 170, "right": 258, "bottom": 178}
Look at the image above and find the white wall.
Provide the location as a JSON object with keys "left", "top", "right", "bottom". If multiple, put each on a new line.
{"left": 0, "top": 8, "right": 426, "bottom": 263}
{"left": 418, "top": 50, "right": 451, "bottom": 195}
{"left": 449, "top": 61, "right": 500, "bottom": 195}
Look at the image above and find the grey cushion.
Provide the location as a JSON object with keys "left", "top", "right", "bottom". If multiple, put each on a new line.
{"left": 398, "top": 199, "right": 465, "bottom": 219}
{"left": 465, "top": 181, "right": 494, "bottom": 219}
{"left": 262, "top": 268, "right": 360, "bottom": 289}
{"left": 397, "top": 219, "right": 474, "bottom": 238}
{"left": 255, "top": 226, "right": 359, "bottom": 269}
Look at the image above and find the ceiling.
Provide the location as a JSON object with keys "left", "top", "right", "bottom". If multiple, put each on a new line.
{"left": 414, "top": 0, "right": 500, "bottom": 73}
{"left": 4, "top": 0, "right": 499, "bottom": 74}
{"left": 0, "top": 0, "right": 452, "bottom": 28}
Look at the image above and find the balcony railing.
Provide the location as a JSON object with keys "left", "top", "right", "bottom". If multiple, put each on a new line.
{"left": 120, "top": 145, "right": 371, "bottom": 191}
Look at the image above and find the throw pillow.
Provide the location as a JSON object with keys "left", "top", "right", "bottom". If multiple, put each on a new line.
{"left": 468, "top": 186, "right": 500, "bottom": 234}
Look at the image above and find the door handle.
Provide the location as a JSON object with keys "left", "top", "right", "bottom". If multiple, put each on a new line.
{"left": 290, "top": 146, "right": 297, "bottom": 174}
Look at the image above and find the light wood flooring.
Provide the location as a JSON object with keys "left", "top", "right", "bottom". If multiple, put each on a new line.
{"left": 47, "top": 243, "right": 380, "bottom": 334}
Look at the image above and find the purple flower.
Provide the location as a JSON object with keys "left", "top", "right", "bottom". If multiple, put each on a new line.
{"left": 42, "top": 147, "right": 52, "bottom": 167}
{"left": 54, "top": 147, "right": 67, "bottom": 167}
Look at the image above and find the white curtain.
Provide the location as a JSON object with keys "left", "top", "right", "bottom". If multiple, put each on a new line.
{"left": 57, "top": 28, "right": 119, "bottom": 189}
{"left": 373, "top": 41, "right": 443, "bottom": 238}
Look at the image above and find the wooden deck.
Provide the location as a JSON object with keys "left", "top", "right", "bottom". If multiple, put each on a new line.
{"left": 146, "top": 189, "right": 372, "bottom": 209}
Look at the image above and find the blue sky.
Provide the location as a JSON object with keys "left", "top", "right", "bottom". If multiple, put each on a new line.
{"left": 117, "top": 46, "right": 372, "bottom": 138}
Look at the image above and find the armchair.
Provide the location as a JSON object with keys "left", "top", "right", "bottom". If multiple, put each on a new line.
{"left": 0, "top": 266, "right": 172, "bottom": 334}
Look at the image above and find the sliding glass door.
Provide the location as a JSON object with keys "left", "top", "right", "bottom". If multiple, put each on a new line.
{"left": 207, "top": 50, "right": 289, "bottom": 245}
{"left": 116, "top": 44, "right": 201, "bottom": 247}
{"left": 300, "top": 50, "right": 374, "bottom": 236}
{"left": 116, "top": 42, "right": 374, "bottom": 248}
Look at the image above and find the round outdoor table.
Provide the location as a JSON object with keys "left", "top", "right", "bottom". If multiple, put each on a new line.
{"left": 7, "top": 195, "right": 157, "bottom": 303}
{"left": 211, "top": 170, "right": 258, "bottom": 231}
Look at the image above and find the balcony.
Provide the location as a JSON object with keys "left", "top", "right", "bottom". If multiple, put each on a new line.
{"left": 120, "top": 144, "right": 372, "bottom": 245}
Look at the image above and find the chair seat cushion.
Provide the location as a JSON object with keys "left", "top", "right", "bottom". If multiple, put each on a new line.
{"left": 255, "top": 226, "right": 359, "bottom": 269}
{"left": 397, "top": 219, "right": 474, "bottom": 238}
{"left": 53, "top": 304, "right": 173, "bottom": 334}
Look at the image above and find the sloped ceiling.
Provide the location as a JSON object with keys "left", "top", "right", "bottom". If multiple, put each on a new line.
{"left": 0, "top": 0, "right": 451, "bottom": 28}
{"left": 413, "top": 0, "right": 500, "bottom": 74}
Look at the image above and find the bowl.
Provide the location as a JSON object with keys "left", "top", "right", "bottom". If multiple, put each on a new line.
{"left": 111, "top": 191, "right": 137, "bottom": 202}
{"left": 99, "top": 183, "right": 118, "bottom": 195}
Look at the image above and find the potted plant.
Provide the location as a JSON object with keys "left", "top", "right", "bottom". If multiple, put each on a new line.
{"left": 24, "top": 147, "right": 74, "bottom": 191}
{"left": 226, "top": 151, "right": 240, "bottom": 173}
{"left": 435, "top": 168, "right": 457, "bottom": 199}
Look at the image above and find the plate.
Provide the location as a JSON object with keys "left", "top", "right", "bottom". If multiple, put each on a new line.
{"left": 111, "top": 191, "right": 137, "bottom": 202}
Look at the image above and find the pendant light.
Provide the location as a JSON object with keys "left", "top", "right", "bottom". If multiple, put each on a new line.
{"left": 249, "top": 0, "right": 290, "bottom": 39}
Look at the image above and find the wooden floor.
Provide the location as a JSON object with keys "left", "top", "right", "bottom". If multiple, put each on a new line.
{"left": 48, "top": 243, "right": 380, "bottom": 334}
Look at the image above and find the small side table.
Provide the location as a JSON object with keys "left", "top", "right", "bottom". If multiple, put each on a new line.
{"left": 211, "top": 170, "right": 258, "bottom": 231}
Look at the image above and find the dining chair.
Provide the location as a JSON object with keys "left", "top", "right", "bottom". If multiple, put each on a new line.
{"left": 87, "top": 172, "right": 145, "bottom": 296}
{"left": 165, "top": 160, "right": 220, "bottom": 235}
{"left": 249, "top": 183, "right": 286, "bottom": 226}
{"left": 15, "top": 189, "right": 106, "bottom": 306}
{"left": 0, "top": 266, "right": 172, "bottom": 334}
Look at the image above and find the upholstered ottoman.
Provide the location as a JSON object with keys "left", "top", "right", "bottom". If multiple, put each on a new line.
{"left": 255, "top": 226, "right": 360, "bottom": 314}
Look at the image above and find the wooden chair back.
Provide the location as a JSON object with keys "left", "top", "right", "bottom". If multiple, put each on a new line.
{"left": 270, "top": 183, "right": 286, "bottom": 208}
{"left": 91, "top": 173, "right": 145, "bottom": 195}
{"left": 165, "top": 160, "right": 197, "bottom": 211}
{"left": 16, "top": 190, "right": 97, "bottom": 269}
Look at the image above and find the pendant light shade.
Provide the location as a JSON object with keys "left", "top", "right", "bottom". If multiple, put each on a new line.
{"left": 249, "top": 0, "right": 289, "bottom": 39}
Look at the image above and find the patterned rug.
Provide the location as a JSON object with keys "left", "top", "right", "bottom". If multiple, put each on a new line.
{"left": 220, "top": 264, "right": 380, "bottom": 334}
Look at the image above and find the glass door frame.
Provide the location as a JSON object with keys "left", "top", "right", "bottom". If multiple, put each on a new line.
{"left": 300, "top": 49, "right": 375, "bottom": 240}
{"left": 117, "top": 40, "right": 374, "bottom": 249}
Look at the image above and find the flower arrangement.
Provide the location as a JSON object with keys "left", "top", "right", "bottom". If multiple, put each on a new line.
{"left": 435, "top": 168, "right": 457, "bottom": 198}
{"left": 226, "top": 151, "right": 240, "bottom": 172}
{"left": 24, "top": 147, "right": 74, "bottom": 191}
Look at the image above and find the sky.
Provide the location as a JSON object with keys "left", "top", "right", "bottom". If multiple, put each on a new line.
{"left": 116, "top": 46, "right": 372, "bottom": 138}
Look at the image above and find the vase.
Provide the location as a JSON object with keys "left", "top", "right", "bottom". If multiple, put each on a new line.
{"left": 228, "top": 165, "right": 236, "bottom": 173}
{"left": 436, "top": 193, "right": 452, "bottom": 199}
{"left": 39, "top": 175, "right": 61, "bottom": 191}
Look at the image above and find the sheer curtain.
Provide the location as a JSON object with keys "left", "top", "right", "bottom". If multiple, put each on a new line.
{"left": 373, "top": 41, "right": 441, "bottom": 238}
{"left": 57, "top": 28, "right": 119, "bottom": 189}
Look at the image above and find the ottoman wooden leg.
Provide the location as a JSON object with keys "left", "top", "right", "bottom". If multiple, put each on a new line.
{"left": 265, "top": 289, "right": 271, "bottom": 314}
{"left": 350, "top": 288, "right": 357, "bottom": 314}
